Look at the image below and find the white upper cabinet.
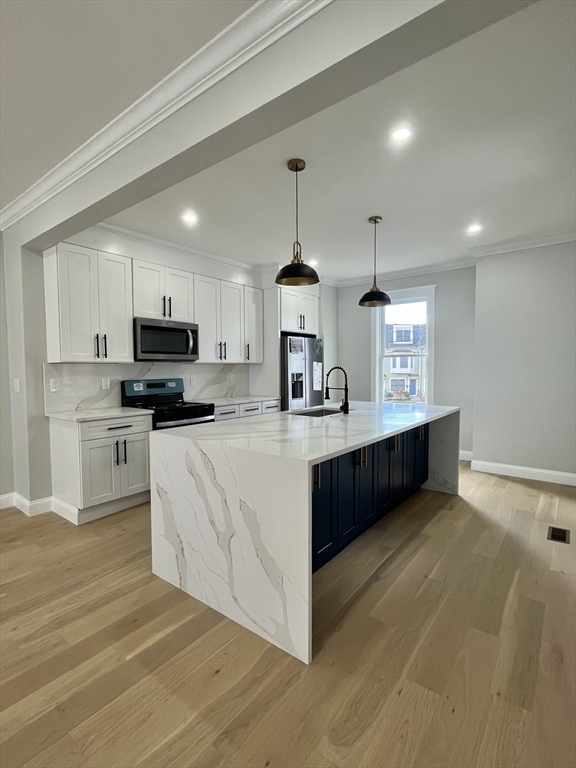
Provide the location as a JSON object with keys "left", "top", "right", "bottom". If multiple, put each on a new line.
{"left": 133, "top": 261, "right": 165, "bottom": 319}
{"left": 280, "top": 287, "right": 319, "bottom": 336}
{"left": 44, "top": 244, "right": 133, "bottom": 363}
{"left": 165, "top": 268, "right": 194, "bottom": 323}
{"left": 220, "top": 281, "right": 245, "bottom": 363}
{"left": 54, "top": 244, "right": 100, "bottom": 362}
{"left": 133, "top": 261, "right": 194, "bottom": 322}
{"left": 194, "top": 275, "right": 222, "bottom": 362}
{"left": 244, "top": 286, "right": 264, "bottom": 363}
{"left": 98, "top": 252, "right": 133, "bottom": 363}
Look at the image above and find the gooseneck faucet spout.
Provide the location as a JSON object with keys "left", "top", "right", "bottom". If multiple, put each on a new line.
{"left": 325, "top": 366, "right": 350, "bottom": 414}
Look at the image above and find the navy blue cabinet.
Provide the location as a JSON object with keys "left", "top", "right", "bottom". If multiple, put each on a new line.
{"left": 311, "top": 426, "right": 429, "bottom": 572}
{"left": 312, "top": 460, "right": 337, "bottom": 572}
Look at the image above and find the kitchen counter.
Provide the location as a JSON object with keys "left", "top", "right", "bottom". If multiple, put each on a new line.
{"left": 150, "top": 401, "right": 460, "bottom": 664}
{"left": 197, "top": 395, "right": 279, "bottom": 407}
{"left": 46, "top": 407, "right": 153, "bottom": 422}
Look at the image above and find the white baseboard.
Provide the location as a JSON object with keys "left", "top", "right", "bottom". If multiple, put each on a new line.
{"left": 13, "top": 494, "right": 54, "bottom": 516}
{"left": 2, "top": 492, "right": 150, "bottom": 523}
{"left": 0, "top": 492, "right": 15, "bottom": 510}
{"left": 459, "top": 450, "right": 473, "bottom": 461}
{"left": 471, "top": 460, "right": 576, "bottom": 487}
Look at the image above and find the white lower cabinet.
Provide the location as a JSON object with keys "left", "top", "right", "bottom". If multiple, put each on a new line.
{"left": 50, "top": 415, "right": 153, "bottom": 521}
{"left": 214, "top": 399, "right": 280, "bottom": 422}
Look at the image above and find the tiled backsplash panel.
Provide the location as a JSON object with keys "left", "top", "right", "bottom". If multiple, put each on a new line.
{"left": 43, "top": 362, "right": 249, "bottom": 413}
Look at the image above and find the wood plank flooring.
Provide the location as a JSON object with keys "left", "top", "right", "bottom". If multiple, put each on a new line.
{"left": 1, "top": 463, "right": 574, "bottom": 768}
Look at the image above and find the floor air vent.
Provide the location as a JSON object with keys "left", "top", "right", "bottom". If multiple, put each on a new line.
{"left": 547, "top": 526, "right": 570, "bottom": 544}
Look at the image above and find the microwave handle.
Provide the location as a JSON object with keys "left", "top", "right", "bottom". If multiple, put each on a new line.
{"left": 187, "top": 329, "right": 194, "bottom": 355}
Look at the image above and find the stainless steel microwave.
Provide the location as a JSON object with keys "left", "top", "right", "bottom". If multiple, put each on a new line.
{"left": 134, "top": 318, "right": 199, "bottom": 362}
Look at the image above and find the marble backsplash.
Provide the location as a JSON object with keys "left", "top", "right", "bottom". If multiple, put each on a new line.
{"left": 43, "top": 361, "right": 249, "bottom": 413}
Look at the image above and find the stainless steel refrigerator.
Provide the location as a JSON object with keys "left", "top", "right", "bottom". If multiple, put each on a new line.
{"left": 281, "top": 335, "right": 324, "bottom": 411}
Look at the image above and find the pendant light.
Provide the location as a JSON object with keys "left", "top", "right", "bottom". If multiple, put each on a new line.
{"left": 275, "top": 158, "right": 319, "bottom": 286}
{"left": 359, "top": 215, "right": 391, "bottom": 307}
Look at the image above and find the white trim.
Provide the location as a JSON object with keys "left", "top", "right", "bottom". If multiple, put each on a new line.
{"left": 0, "top": 493, "right": 15, "bottom": 510}
{"left": 471, "top": 460, "right": 576, "bottom": 487}
{"left": 52, "top": 492, "right": 150, "bottom": 525}
{"left": 12, "top": 494, "right": 53, "bottom": 516}
{"left": 470, "top": 232, "right": 576, "bottom": 258}
{"left": 86, "top": 223, "right": 258, "bottom": 274}
{"left": 459, "top": 450, "right": 473, "bottom": 461}
{"left": 0, "top": 0, "right": 334, "bottom": 231}
{"left": 338, "top": 259, "right": 476, "bottom": 288}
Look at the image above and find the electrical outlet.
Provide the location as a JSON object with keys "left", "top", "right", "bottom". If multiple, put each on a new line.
{"left": 13, "top": 378, "right": 20, "bottom": 393}
{"left": 49, "top": 378, "right": 60, "bottom": 392}
{"left": 190, "top": 375, "right": 196, "bottom": 385}
{"left": 230, "top": 374, "right": 236, "bottom": 384}
{"left": 101, "top": 377, "right": 111, "bottom": 390}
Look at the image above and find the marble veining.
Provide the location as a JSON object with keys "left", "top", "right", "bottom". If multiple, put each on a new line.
{"left": 43, "top": 362, "right": 249, "bottom": 414}
{"left": 45, "top": 407, "right": 152, "bottom": 423}
{"left": 150, "top": 401, "right": 460, "bottom": 664}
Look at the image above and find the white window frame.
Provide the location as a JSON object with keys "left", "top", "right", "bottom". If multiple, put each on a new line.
{"left": 389, "top": 378, "right": 407, "bottom": 391}
{"left": 371, "top": 284, "right": 435, "bottom": 404}
{"left": 393, "top": 325, "right": 413, "bottom": 344}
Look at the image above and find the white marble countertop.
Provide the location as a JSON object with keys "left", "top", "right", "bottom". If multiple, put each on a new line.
{"left": 198, "top": 395, "right": 279, "bottom": 406}
{"left": 45, "top": 407, "right": 153, "bottom": 423}
{"left": 155, "top": 401, "right": 460, "bottom": 465}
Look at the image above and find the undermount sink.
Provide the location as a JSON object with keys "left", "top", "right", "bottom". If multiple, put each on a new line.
{"left": 294, "top": 408, "right": 342, "bottom": 417}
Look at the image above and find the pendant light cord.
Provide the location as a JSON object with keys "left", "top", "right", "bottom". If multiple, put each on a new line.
{"left": 373, "top": 218, "right": 377, "bottom": 280}
{"left": 295, "top": 168, "right": 299, "bottom": 244}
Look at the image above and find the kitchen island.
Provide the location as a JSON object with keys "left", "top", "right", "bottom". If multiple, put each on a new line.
{"left": 150, "top": 401, "right": 460, "bottom": 663}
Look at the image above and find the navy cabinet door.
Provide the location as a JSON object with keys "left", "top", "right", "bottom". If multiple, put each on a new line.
{"left": 376, "top": 439, "right": 391, "bottom": 518}
{"left": 312, "top": 460, "right": 337, "bottom": 572}
{"left": 337, "top": 449, "right": 360, "bottom": 549}
{"left": 415, "top": 424, "right": 429, "bottom": 487}
{"left": 390, "top": 433, "right": 405, "bottom": 502}
{"left": 404, "top": 428, "right": 418, "bottom": 491}
{"left": 358, "top": 443, "right": 376, "bottom": 532}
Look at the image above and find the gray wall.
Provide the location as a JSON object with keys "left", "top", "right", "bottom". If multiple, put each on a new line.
{"left": 320, "top": 283, "right": 338, "bottom": 375}
{"left": 338, "top": 267, "right": 476, "bottom": 452}
{"left": 0, "top": 236, "right": 15, "bottom": 496}
{"left": 474, "top": 242, "right": 576, "bottom": 473}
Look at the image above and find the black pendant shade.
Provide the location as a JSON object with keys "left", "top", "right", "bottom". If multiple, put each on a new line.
{"left": 359, "top": 215, "right": 391, "bottom": 307}
{"left": 275, "top": 159, "right": 319, "bottom": 287}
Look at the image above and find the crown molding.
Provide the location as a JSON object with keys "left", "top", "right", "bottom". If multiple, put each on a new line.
{"left": 336, "top": 257, "right": 476, "bottom": 288}
{"left": 319, "top": 275, "right": 339, "bottom": 288}
{"left": 87, "top": 223, "right": 260, "bottom": 275}
{"left": 469, "top": 231, "right": 576, "bottom": 258}
{"left": 0, "top": 0, "right": 334, "bottom": 232}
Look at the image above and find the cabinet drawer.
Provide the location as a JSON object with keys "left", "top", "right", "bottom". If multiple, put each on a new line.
{"left": 240, "top": 402, "right": 262, "bottom": 417}
{"left": 214, "top": 405, "right": 240, "bottom": 421}
{"left": 79, "top": 415, "right": 152, "bottom": 442}
{"left": 262, "top": 400, "right": 280, "bottom": 413}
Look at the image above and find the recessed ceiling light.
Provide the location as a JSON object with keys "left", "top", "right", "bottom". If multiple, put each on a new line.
{"left": 466, "top": 223, "right": 483, "bottom": 235}
{"left": 309, "top": 259, "right": 318, "bottom": 267}
{"left": 181, "top": 210, "right": 198, "bottom": 226}
{"left": 391, "top": 126, "right": 412, "bottom": 142}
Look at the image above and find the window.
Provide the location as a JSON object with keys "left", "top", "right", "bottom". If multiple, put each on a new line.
{"left": 371, "top": 285, "right": 435, "bottom": 404}
{"left": 394, "top": 327, "right": 413, "bottom": 343}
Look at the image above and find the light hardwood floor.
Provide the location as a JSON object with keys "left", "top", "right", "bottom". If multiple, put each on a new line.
{"left": 1, "top": 463, "right": 574, "bottom": 768}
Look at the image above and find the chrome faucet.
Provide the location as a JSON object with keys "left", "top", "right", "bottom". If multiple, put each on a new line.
{"left": 325, "top": 366, "right": 349, "bottom": 414}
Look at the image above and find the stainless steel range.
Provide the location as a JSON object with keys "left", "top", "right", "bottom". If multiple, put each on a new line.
{"left": 121, "top": 378, "right": 214, "bottom": 430}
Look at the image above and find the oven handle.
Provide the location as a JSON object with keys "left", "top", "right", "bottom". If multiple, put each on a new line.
{"left": 187, "top": 329, "right": 194, "bottom": 355}
{"left": 156, "top": 415, "right": 215, "bottom": 428}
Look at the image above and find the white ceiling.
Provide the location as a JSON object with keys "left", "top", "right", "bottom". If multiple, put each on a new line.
{"left": 0, "top": 0, "right": 255, "bottom": 207}
{"left": 107, "top": 1, "right": 576, "bottom": 282}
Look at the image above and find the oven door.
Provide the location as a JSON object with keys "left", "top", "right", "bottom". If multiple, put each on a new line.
{"left": 134, "top": 318, "right": 199, "bottom": 361}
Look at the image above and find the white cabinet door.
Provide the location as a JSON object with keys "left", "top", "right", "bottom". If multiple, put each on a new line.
{"left": 194, "top": 275, "right": 221, "bottom": 362}
{"left": 98, "top": 252, "right": 134, "bottom": 363}
{"left": 299, "top": 293, "right": 318, "bottom": 336}
{"left": 244, "top": 286, "right": 263, "bottom": 363}
{"left": 133, "top": 261, "right": 166, "bottom": 319}
{"left": 80, "top": 437, "right": 122, "bottom": 508}
{"left": 58, "top": 244, "right": 100, "bottom": 362}
{"left": 166, "top": 268, "right": 194, "bottom": 323}
{"left": 120, "top": 433, "right": 150, "bottom": 496}
{"left": 220, "top": 281, "right": 244, "bottom": 363}
{"left": 281, "top": 289, "right": 301, "bottom": 333}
